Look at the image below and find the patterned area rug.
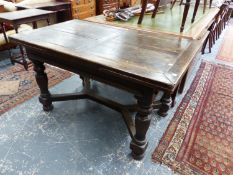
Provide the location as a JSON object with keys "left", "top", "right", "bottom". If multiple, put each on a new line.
{"left": 152, "top": 62, "right": 233, "bottom": 175}
{"left": 0, "top": 64, "right": 72, "bottom": 115}
{"left": 0, "top": 80, "right": 20, "bottom": 95}
{"left": 217, "top": 25, "right": 233, "bottom": 63}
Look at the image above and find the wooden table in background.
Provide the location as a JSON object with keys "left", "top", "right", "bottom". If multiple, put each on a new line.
{"left": 9, "top": 20, "right": 204, "bottom": 160}
{"left": 16, "top": 1, "right": 72, "bottom": 23}
{"left": 86, "top": 5, "right": 219, "bottom": 40}
{"left": 0, "top": 9, "right": 55, "bottom": 70}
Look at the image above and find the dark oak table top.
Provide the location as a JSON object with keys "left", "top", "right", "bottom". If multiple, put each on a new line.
{"left": 9, "top": 20, "right": 202, "bottom": 91}
{"left": 0, "top": 9, "right": 55, "bottom": 23}
{"left": 16, "top": 1, "right": 71, "bottom": 9}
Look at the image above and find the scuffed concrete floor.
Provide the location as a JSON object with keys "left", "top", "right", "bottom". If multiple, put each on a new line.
{"left": 0, "top": 20, "right": 232, "bottom": 175}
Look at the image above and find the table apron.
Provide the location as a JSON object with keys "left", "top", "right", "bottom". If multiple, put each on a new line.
{"left": 12, "top": 15, "right": 51, "bottom": 27}
{"left": 26, "top": 48, "right": 173, "bottom": 96}
{"left": 40, "top": 4, "right": 71, "bottom": 12}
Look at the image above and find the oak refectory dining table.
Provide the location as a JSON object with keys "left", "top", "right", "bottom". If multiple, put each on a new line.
{"left": 9, "top": 20, "right": 203, "bottom": 160}
{"left": 16, "top": 1, "right": 72, "bottom": 23}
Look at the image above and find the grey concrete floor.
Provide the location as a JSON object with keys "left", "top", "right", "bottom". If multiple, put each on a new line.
{"left": 0, "top": 21, "right": 232, "bottom": 175}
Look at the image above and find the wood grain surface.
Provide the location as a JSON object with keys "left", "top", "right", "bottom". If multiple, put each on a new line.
{"left": 9, "top": 20, "right": 202, "bottom": 91}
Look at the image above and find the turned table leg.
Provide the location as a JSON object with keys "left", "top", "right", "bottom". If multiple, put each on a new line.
{"left": 14, "top": 25, "right": 28, "bottom": 70}
{"left": 32, "top": 21, "right": 38, "bottom": 29}
{"left": 179, "top": 0, "right": 184, "bottom": 5}
{"left": 47, "top": 18, "right": 50, "bottom": 26}
{"left": 157, "top": 92, "right": 172, "bottom": 117}
{"left": 178, "top": 70, "right": 188, "bottom": 94}
{"left": 180, "top": 0, "right": 191, "bottom": 32}
{"left": 18, "top": 45, "right": 28, "bottom": 70}
{"left": 32, "top": 60, "right": 53, "bottom": 111}
{"left": 152, "top": 0, "right": 161, "bottom": 18}
{"left": 170, "top": 0, "right": 177, "bottom": 9}
{"left": 209, "top": 0, "right": 213, "bottom": 8}
{"left": 138, "top": 0, "right": 148, "bottom": 24}
{"left": 130, "top": 92, "right": 154, "bottom": 160}
{"left": 80, "top": 76, "right": 91, "bottom": 89}
{"left": 171, "top": 87, "right": 178, "bottom": 108}
{"left": 203, "top": 0, "right": 207, "bottom": 13}
{"left": 192, "top": 0, "right": 200, "bottom": 23}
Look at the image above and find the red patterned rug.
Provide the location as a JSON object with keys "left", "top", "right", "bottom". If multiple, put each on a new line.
{"left": 152, "top": 62, "right": 233, "bottom": 175}
{"left": 0, "top": 64, "right": 72, "bottom": 115}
